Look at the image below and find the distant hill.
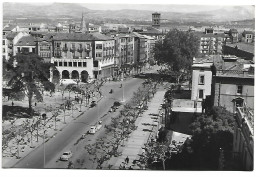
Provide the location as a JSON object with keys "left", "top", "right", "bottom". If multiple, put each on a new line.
{"left": 3, "top": 3, "right": 255, "bottom": 23}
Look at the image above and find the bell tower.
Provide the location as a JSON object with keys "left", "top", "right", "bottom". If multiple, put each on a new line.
{"left": 152, "top": 12, "right": 161, "bottom": 28}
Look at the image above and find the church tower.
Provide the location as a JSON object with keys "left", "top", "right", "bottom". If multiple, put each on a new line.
{"left": 152, "top": 12, "right": 161, "bottom": 28}
{"left": 80, "top": 12, "right": 87, "bottom": 33}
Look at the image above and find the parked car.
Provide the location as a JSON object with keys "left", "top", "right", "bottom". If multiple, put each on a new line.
{"left": 90, "top": 101, "right": 97, "bottom": 108}
{"left": 88, "top": 126, "right": 97, "bottom": 134}
{"left": 60, "top": 151, "right": 72, "bottom": 161}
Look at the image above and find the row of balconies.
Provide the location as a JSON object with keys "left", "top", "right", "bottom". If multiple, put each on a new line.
{"left": 61, "top": 47, "right": 91, "bottom": 53}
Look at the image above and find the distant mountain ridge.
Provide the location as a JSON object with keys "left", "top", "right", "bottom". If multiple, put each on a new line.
{"left": 3, "top": 3, "right": 255, "bottom": 22}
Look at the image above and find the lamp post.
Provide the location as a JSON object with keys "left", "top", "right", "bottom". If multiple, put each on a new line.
{"left": 42, "top": 113, "right": 47, "bottom": 168}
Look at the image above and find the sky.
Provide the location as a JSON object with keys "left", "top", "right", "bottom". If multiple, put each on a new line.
{"left": 2, "top": 0, "right": 256, "bottom": 13}
{"left": 79, "top": 4, "right": 254, "bottom": 13}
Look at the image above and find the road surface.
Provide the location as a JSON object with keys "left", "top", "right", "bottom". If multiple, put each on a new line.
{"left": 13, "top": 77, "right": 144, "bottom": 168}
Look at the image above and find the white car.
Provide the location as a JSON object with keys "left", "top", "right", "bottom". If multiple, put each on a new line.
{"left": 88, "top": 126, "right": 97, "bottom": 134}
{"left": 60, "top": 151, "right": 72, "bottom": 161}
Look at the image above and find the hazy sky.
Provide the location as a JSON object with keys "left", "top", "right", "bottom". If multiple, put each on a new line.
{"left": 3, "top": 0, "right": 256, "bottom": 13}
{"left": 80, "top": 3, "right": 254, "bottom": 13}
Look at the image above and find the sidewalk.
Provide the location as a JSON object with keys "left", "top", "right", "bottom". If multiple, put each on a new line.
{"left": 103, "top": 88, "right": 166, "bottom": 170}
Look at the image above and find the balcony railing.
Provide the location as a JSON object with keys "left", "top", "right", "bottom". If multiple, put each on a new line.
{"left": 216, "top": 70, "right": 254, "bottom": 77}
{"left": 77, "top": 48, "right": 83, "bottom": 53}
{"left": 62, "top": 47, "right": 68, "bottom": 51}
{"left": 70, "top": 48, "right": 75, "bottom": 52}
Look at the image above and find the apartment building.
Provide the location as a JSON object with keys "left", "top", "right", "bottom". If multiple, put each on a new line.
{"left": 191, "top": 55, "right": 254, "bottom": 113}
{"left": 212, "top": 55, "right": 254, "bottom": 113}
{"left": 49, "top": 32, "right": 115, "bottom": 83}
{"left": 193, "top": 29, "right": 225, "bottom": 55}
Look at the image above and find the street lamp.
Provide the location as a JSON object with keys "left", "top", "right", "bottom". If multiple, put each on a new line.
{"left": 42, "top": 113, "right": 47, "bottom": 168}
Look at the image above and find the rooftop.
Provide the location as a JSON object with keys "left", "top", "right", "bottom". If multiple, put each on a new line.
{"left": 140, "top": 27, "right": 162, "bottom": 35}
{"left": 226, "top": 43, "right": 255, "bottom": 54}
{"left": 48, "top": 32, "right": 113, "bottom": 41}
{"left": 5, "top": 32, "right": 20, "bottom": 39}
{"left": 3, "top": 25, "right": 17, "bottom": 31}
{"left": 193, "top": 55, "right": 254, "bottom": 78}
{"left": 193, "top": 31, "right": 226, "bottom": 38}
{"left": 15, "top": 35, "right": 36, "bottom": 46}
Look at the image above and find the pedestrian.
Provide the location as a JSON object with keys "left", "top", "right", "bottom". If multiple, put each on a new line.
{"left": 35, "top": 102, "right": 37, "bottom": 107}
{"left": 11, "top": 101, "right": 14, "bottom": 107}
{"left": 125, "top": 156, "right": 129, "bottom": 164}
{"left": 129, "top": 166, "right": 133, "bottom": 170}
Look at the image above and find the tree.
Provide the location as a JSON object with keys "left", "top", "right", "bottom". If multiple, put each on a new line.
{"left": 188, "top": 106, "right": 235, "bottom": 170}
{"left": 153, "top": 29, "right": 199, "bottom": 84}
{"left": 5, "top": 53, "right": 55, "bottom": 114}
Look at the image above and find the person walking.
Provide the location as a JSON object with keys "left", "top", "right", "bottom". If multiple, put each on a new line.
{"left": 125, "top": 156, "right": 129, "bottom": 164}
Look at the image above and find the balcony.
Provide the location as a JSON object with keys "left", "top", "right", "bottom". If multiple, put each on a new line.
{"left": 70, "top": 48, "right": 75, "bottom": 53}
{"left": 62, "top": 47, "right": 68, "bottom": 52}
{"left": 77, "top": 48, "right": 83, "bottom": 53}
{"left": 85, "top": 48, "right": 91, "bottom": 52}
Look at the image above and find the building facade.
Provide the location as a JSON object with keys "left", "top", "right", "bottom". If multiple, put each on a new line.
{"left": 212, "top": 56, "right": 254, "bottom": 113}
{"left": 233, "top": 103, "right": 253, "bottom": 170}
{"left": 191, "top": 58, "right": 213, "bottom": 102}
{"left": 49, "top": 33, "right": 115, "bottom": 83}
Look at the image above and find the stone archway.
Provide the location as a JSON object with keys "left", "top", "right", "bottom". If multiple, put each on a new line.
{"left": 53, "top": 70, "right": 60, "bottom": 84}
{"left": 71, "top": 70, "right": 79, "bottom": 79}
{"left": 81, "top": 70, "right": 89, "bottom": 83}
{"left": 62, "top": 70, "right": 70, "bottom": 79}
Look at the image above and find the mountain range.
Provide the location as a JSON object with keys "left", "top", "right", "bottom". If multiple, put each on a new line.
{"left": 3, "top": 3, "right": 255, "bottom": 23}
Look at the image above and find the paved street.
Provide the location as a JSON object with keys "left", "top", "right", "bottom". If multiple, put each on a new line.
{"left": 6, "top": 77, "right": 145, "bottom": 168}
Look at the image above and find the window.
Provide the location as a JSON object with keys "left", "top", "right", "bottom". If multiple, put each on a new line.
{"left": 78, "top": 62, "right": 82, "bottom": 67}
{"left": 59, "top": 62, "right": 63, "bottom": 66}
{"left": 69, "top": 62, "right": 72, "bottom": 67}
{"left": 83, "top": 62, "right": 87, "bottom": 67}
{"left": 73, "top": 62, "right": 77, "bottom": 67}
{"left": 96, "top": 52, "right": 102, "bottom": 57}
{"left": 199, "top": 75, "right": 205, "bottom": 85}
{"left": 64, "top": 62, "right": 67, "bottom": 67}
{"left": 237, "top": 85, "right": 243, "bottom": 94}
{"left": 71, "top": 43, "right": 75, "bottom": 49}
{"left": 198, "top": 89, "right": 204, "bottom": 99}
{"left": 96, "top": 44, "right": 102, "bottom": 49}
{"left": 93, "top": 61, "right": 98, "bottom": 67}
{"left": 56, "top": 42, "right": 61, "bottom": 48}
{"left": 3, "top": 40, "right": 5, "bottom": 45}
{"left": 3, "top": 48, "right": 5, "bottom": 53}
{"left": 54, "top": 62, "right": 57, "bottom": 66}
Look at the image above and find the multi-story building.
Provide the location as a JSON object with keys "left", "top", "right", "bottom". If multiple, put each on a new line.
{"left": 115, "top": 34, "right": 135, "bottom": 66}
{"left": 93, "top": 33, "right": 115, "bottom": 79}
{"left": 49, "top": 32, "right": 115, "bottom": 83}
{"left": 212, "top": 55, "right": 254, "bottom": 113}
{"left": 193, "top": 29, "right": 225, "bottom": 55}
{"left": 35, "top": 33, "right": 54, "bottom": 62}
{"left": 2, "top": 35, "right": 8, "bottom": 60}
{"left": 13, "top": 35, "right": 37, "bottom": 56}
{"left": 233, "top": 102, "right": 253, "bottom": 170}
{"left": 191, "top": 57, "right": 214, "bottom": 102}
{"left": 191, "top": 55, "right": 254, "bottom": 113}
{"left": 4, "top": 31, "right": 29, "bottom": 60}
{"left": 226, "top": 29, "right": 239, "bottom": 44}
{"left": 242, "top": 30, "right": 255, "bottom": 43}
